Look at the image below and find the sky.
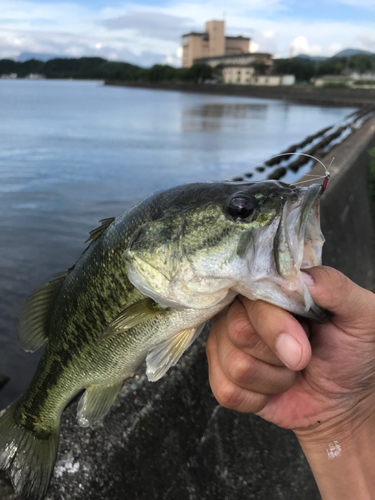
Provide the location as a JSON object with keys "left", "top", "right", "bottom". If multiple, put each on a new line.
{"left": 0, "top": 0, "right": 374, "bottom": 66}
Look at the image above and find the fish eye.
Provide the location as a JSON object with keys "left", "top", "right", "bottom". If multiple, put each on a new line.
{"left": 226, "top": 194, "right": 258, "bottom": 219}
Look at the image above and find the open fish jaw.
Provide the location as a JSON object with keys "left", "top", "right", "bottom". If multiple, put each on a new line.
{"left": 238, "top": 183, "right": 326, "bottom": 321}
{"left": 302, "top": 197, "right": 325, "bottom": 269}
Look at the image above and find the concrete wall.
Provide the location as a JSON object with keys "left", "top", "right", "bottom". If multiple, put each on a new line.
{"left": 302, "top": 114, "right": 375, "bottom": 290}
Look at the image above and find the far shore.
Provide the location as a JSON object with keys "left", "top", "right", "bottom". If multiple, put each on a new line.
{"left": 104, "top": 80, "right": 375, "bottom": 108}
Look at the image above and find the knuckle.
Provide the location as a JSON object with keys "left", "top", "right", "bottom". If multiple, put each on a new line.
{"left": 227, "top": 351, "right": 255, "bottom": 385}
{"left": 249, "top": 394, "right": 269, "bottom": 414}
{"left": 227, "top": 314, "right": 253, "bottom": 347}
{"left": 215, "top": 382, "right": 242, "bottom": 409}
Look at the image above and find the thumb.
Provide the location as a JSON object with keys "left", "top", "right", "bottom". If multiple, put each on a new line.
{"left": 302, "top": 266, "right": 375, "bottom": 329}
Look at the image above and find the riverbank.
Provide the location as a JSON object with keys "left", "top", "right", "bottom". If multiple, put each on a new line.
{"left": 105, "top": 80, "right": 375, "bottom": 107}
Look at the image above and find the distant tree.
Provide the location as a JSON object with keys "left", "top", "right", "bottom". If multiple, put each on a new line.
{"left": 273, "top": 58, "right": 315, "bottom": 82}
{"left": 0, "top": 59, "right": 18, "bottom": 76}
{"left": 212, "top": 63, "right": 224, "bottom": 82}
{"left": 1, "top": 53, "right": 373, "bottom": 82}
{"left": 147, "top": 64, "right": 179, "bottom": 82}
{"left": 253, "top": 61, "right": 268, "bottom": 75}
{"left": 181, "top": 63, "right": 213, "bottom": 83}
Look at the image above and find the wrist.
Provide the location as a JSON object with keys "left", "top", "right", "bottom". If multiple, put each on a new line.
{"left": 294, "top": 405, "right": 375, "bottom": 499}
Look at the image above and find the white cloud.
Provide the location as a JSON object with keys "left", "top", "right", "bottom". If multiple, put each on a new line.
{"left": 328, "top": 42, "right": 342, "bottom": 56}
{"left": 356, "top": 31, "right": 375, "bottom": 52}
{"left": 290, "top": 36, "right": 322, "bottom": 56}
{"left": 100, "top": 11, "right": 194, "bottom": 42}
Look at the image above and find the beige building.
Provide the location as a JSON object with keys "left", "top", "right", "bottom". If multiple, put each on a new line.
{"left": 223, "top": 66, "right": 295, "bottom": 86}
{"left": 222, "top": 66, "right": 255, "bottom": 85}
{"left": 181, "top": 20, "right": 251, "bottom": 68}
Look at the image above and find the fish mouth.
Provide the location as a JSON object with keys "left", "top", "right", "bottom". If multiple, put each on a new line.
{"left": 274, "top": 183, "right": 327, "bottom": 322}
{"left": 275, "top": 183, "right": 324, "bottom": 280}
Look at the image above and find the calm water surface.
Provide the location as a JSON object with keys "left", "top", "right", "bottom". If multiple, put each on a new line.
{"left": 0, "top": 79, "right": 354, "bottom": 406}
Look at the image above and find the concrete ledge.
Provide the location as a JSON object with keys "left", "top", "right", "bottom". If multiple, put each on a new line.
{"left": 303, "top": 114, "right": 375, "bottom": 290}
{"left": 105, "top": 80, "right": 375, "bottom": 107}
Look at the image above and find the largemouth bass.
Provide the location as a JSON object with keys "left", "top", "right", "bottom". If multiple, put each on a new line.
{"left": 0, "top": 180, "right": 326, "bottom": 499}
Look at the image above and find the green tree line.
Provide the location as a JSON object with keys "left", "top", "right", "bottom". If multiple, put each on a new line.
{"left": 0, "top": 57, "right": 214, "bottom": 83}
{"left": 273, "top": 54, "right": 375, "bottom": 82}
{"left": 1, "top": 54, "right": 374, "bottom": 84}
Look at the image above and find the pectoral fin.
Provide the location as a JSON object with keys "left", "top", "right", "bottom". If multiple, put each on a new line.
{"left": 77, "top": 381, "right": 123, "bottom": 427}
{"left": 146, "top": 324, "right": 205, "bottom": 382}
{"left": 99, "top": 298, "right": 165, "bottom": 341}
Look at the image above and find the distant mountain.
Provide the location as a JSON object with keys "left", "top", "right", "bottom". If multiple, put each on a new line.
{"left": 333, "top": 48, "right": 374, "bottom": 58}
{"left": 294, "top": 54, "right": 328, "bottom": 62}
{"left": 293, "top": 49, "right": 374, "bottom": 62}
{"left": 16, "top": 52, "right": 64, "bottom": 62}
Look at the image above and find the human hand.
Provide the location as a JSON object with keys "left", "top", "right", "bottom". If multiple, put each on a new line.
{"left": 206, "top": 266, "right": 375, "bottom": 438}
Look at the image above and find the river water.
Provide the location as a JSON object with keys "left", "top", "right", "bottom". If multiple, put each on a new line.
{"left": 0, "top": 79, "right": 354, "bottom": 407}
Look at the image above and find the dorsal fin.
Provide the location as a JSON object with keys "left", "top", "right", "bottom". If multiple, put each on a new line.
{"left": 85, "top": 217, "right": 115, "bottom": 243}
{"left": 18, "top": 273, "right": 67, "bottom": 352}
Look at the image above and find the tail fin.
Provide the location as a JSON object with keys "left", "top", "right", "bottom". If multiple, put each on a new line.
{"left": 0, "top": 401, "right": 58, "bottom": 500}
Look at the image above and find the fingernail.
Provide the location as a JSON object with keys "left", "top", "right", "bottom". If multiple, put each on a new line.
{"left": 302, "top": 271, "right": 315, "bottom": 287}
{"left": 275, "top": 334, "right": 302, "bottom": 369}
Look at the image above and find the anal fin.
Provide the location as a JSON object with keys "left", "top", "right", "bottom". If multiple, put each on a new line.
{"left": 146, "top": 324, "right": 205, "bottom": 382}
{"left": 77, "top": 381, "right": 123, "bottom": 427}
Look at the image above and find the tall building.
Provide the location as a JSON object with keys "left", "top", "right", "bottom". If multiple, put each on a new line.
{"left": 181, "top": 20, "right": 251, "bottom": 68}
